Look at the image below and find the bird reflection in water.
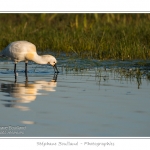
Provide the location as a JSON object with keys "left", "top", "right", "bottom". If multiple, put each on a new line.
{"left": 0, "top": 73, "right": 58, "bottom": 111}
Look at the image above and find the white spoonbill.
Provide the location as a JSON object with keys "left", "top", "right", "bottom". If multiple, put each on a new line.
{"left": 0, "top": 41, "right": 59, "bottom": 78}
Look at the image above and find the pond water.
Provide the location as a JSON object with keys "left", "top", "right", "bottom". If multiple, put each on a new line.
{"left": 0, "top": 57, "right": 150, "bottom": 137}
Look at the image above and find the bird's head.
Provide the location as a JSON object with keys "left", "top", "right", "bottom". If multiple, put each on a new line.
{"left": 44, "top": 55, "right": 59, "bottom": 73}
{"left": 47, "top": 55, "right": 57, "bottom": 66}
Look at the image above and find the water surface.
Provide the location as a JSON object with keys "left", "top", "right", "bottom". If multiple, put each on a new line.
{"left": 0, "top": 58, "right": 150, "bottom": 137}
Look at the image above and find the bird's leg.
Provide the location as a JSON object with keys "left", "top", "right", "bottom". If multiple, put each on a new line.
{"left": 53, "top": 64, "right": 59, "bottom": 73}
{"left": 14, "top": 63, "right": 17, "bottom": 81}
{"left": 14, "top": 63, "right": 16, "bottom": 74}
{"left": 25, "top": 62, "right": 28, "bottom": 80}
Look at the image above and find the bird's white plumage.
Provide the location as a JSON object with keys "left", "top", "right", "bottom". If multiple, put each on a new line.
{"left": 0, "top": 41, "right": 59, "bottom": 77}
{"left": 1, "top": 41, "right": 57, "bottom": 66}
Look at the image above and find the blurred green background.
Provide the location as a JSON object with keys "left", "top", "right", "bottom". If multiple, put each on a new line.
{"left": 0, "top": 13, "right": 150, "bottom": 60}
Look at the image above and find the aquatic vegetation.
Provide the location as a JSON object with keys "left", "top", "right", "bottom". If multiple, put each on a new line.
{"left": 57, "top": 55, "right": 150, "bottom": 89}
{"left": 0, "top": 14, "right": 150, "bottom": 60}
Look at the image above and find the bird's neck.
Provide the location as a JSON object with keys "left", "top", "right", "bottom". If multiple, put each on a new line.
{"left": 32, "top": 54, "right": 47, "bottom": 64}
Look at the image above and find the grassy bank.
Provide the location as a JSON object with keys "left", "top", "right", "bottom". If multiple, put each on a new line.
{"left": 0, "top": 14, "right": 150, "bottom": 60}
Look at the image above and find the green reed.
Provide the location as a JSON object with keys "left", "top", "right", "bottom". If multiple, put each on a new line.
{"left": 0, "top": 14, "right": 150, "bottom": 60}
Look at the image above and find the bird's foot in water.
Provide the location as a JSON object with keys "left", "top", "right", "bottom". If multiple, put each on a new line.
{"left": 55, "top": 71, "right": 59, "bottom": 73}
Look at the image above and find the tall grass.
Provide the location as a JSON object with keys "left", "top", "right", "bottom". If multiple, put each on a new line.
{"left": 0, "top": 14, "right": 150, "bottom": 60}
